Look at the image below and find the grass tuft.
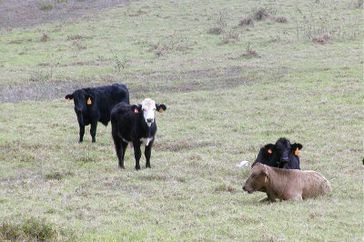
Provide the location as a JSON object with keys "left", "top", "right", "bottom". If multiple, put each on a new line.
{"left": 214, "top": 184, "right": 236, "bottom": 193}
{"left": 40, "top": 33, "right": 50, "bottom": 42}
{"left": 38, "top": 1, "right": 54, "bottom": 11}
{"left": 44, "top": 171, "right": 74, "bottom": 180}
{"left": 312, "top": 33, "right": 331, "bottom": 44}
{"left": 0, "top": 218, "right": 58, "bottom": 241}
{"left": 274, "top": 16, "right": 288, "bottom": 23}
{"left": 239, "top": 16, "right": 254, "bottom": 27}
{"left": 253, "top": 8, "right": 271, "bottom": 21}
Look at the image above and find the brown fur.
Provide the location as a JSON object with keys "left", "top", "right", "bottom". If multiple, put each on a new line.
{"left": 243, "top": 163, "right": 331, "bottom": 202}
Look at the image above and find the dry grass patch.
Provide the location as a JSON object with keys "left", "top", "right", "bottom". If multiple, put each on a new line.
{"left": 254, "top": 8, "right": 271, "bottom": 21}
{"left": 40, "top": 33, "right": 50, "bottom": 42}
{"left": 214, "top": 184, "right": 236, "bottom": 193}
{"left": 44, "top": 171, "right": 74, "bottom": 180}
{"left": 239, "top": 16, "right": 254, "bottom": 27}
{"left": 312, "top": 33, "right": 331, "bottom": 44}
{"left": 0, "top": 218, "right": 59, "bottom": 241}
{"left": 274, "top": 16, "right": 288, "bottom": 23}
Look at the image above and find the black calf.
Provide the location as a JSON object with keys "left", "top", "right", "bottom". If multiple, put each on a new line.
{"left": 111, "top": 98, "right": 167, "bottom": 170}
{"left": 65, "top": 83, "right": 129, "bottom": 143}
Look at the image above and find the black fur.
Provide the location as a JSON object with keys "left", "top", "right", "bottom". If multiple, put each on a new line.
{"left": 252, "top": 137, "right": 302, "bottom": 170}
{"left": 65, "top": 83, "right": 129, "bottom": 143}
{"left": 111, "top": 101, "right": 167, "bottom": 170}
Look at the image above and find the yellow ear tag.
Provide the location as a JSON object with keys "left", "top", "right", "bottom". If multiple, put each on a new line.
{"left": 294, "top": 148, "right": 301, "bottom": 157}
{"left": 87, "top": 97, "right": 92, "bottom": 105}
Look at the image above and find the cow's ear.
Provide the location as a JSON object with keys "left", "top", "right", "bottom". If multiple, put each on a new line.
{"left": 264, "top": 144, "right": 274, "bottom": 155}
{"left": 291, "top": 143, "right": 302, "bottom": 155}
{"left": 85, "top": 95, "right": 94, "bottom": 106}
{"left": 156, "top": 104, "right": 167, "bottom": 113}
{"left": 292, "top": 143, "right": 303, "bottom": 150}
{"left": 292, "top": 143, "right": 303, "bottom": 156}
{"left": 131, "top": 104, "right": 142, "bottom": 114}
{"left": 261, "top": 165, "right": 269, "bottom": 176}
{"left": 65, "top": 94, "right": 73, "bottom": 100}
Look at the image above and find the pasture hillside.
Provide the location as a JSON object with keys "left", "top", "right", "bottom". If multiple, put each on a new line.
{"left": 0, "top": 0, "right": 363, "bottom": 241}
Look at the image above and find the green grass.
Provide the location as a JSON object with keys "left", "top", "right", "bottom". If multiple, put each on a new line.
{"left": 0, "top": 0, "right": 363, "bottom": 241}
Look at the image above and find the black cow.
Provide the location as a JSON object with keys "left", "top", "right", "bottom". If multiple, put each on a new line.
{"left": 111, "top": 98, "right": 167, "bottom": 170}
{"left": 251, "top": 138, "right": 303, "bottom": 169}
{"left": 65, "top": 84, "right": 129, "bottom": 143}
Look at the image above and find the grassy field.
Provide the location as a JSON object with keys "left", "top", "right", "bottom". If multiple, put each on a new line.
{"left": 0, "top": 0, "right": 363, "bottom": 241}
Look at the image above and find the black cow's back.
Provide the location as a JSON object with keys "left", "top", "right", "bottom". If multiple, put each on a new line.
{"left": 92, "top": 83, "right": 129, "bottom": 125}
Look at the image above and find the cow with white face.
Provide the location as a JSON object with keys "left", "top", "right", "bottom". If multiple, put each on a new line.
{"left": 111, "top": 98, "right": 167, "bottom": 170}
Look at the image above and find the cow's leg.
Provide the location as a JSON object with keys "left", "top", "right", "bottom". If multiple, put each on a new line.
{"left": 133, "top": 141, "right": 142, "bottom": 170}
{"left": 145, "top": 141, "right": 154, "bottom": 168}
{"left": 120, "top": 141, "right": 128, "bottom": 169}
{"left": 90, "top": 121, "right": 97, "bottom": 143}
{"left": 113, "top": 137, "right": 124, "bottom": 169}
{"left": 78, "top": 124, "right": 85, "bottom": 143}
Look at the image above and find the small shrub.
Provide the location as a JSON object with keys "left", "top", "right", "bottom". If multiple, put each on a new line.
{"left": 274, "top": 16, "right": 288, "bottom": 23}
{"left": 207, "top": 10, "right": 228, "bottom": 35}
{"left": 0, "top": 218, "right": 57, "bottom": 241}
{"left": 207, "top": 27, "right": 223, "bottom": 35}
{"left": 312, "top": 33, "right": 331, "bottom": 44}
{"left": 44, "top": 171, "right": 74, "bottom": 180}
{"left": 29, "top": 69, "right": 52, "bottom": 82}
{"left": 21, "top": 218, "right": 57, "bottom": 241}
{"left": 38, "top": 1, "right": 54, "bottom": 11}
{"left": 214, "top": 184, "right": 236, "bottom": 193}
{"left": 354, "top": 0, "right": 363, "bottom": 8}
{"left": 77, "top": 155, "right": 96, "bottom": 164}
{"left": 72, "top": 40, "right": 87, "bottom": 50}
{"left": 241, "top": 43, "right": 259, "bottom": 58}
{"left": 239, "top": 16, "right": 254, "bottom": 27}
{"left": 67, "top": 34, "right": 83, "bottom": 40}
{"left": 221, "top": 29, "right": 240, "bottom": 44}
{"left": 139, "top": 174, "right": 168, "bottom": 181}
{"left": 149, "top": 34, "right": 192, "bottom": 57}
{"left": 254, "top": 8, "right": 270, "bottom": 21}
{"left": 111, "top": 51, "right": 128, "bottom": 72}
{"left": 40, "top": 33, "right": 49, "bottom": 42}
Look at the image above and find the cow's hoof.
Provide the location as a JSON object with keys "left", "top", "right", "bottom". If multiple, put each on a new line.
{"left": 135, "top": 166, "right": 141, "bottom": 170}
{"left": 119, "top": 165, "right": 125, "bottom": 169}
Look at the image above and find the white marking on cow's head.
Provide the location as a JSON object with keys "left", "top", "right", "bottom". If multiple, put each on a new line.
{"left": 141, "top": 98, "right": 156, "bottom": 127}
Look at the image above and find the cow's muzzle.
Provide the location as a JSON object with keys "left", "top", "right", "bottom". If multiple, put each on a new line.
{"left": 243, "top": 185, "right": 253, "bottom": 193}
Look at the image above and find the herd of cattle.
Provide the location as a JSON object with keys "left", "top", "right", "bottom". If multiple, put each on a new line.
{"left": 65, "top": 83, "right": 331, "bottom": 202}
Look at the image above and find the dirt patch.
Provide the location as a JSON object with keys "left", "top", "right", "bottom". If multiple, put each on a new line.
{"left": 0, "top": 0, "right": 133, "bottom": 30}
{"left": 0, "top": 66, "right": 252, "bottom": 103}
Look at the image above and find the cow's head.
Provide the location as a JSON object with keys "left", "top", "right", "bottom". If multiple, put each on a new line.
{"left": 65, "top": 89, "right": 94, "bottom": 114}
{"left": 243, "top": 163, "right": 269, "bottom": 193}
{"left": 132, "top": 98, "right": 167, "bottom": 127}
{"left": 275, "top": 137, "right": 292, "bottom": 163}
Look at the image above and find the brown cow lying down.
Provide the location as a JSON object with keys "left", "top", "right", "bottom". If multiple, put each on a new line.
{"left": 243, "top": 163, "right": 331, "bottom": 202}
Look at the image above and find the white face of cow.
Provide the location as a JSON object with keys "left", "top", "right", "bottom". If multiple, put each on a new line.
{"left": 141, "top": 98, "right": 156, "bottom": 127}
